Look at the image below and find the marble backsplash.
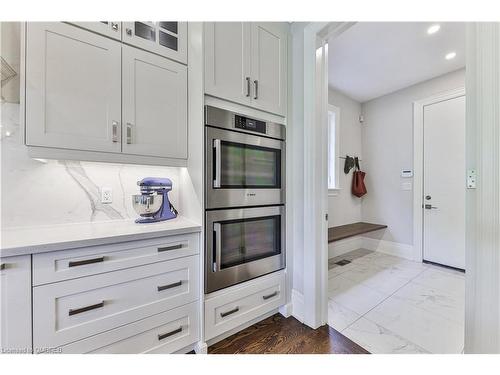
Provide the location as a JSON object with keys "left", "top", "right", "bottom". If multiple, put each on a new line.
{"left": 1, "top": 102, "right": 184, "bottom": 229}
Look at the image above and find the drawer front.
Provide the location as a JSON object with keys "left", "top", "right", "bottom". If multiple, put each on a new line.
{"left": 59, "top": 302, "right": 199, "bottom": 354}
{"left": 34, "top": 256, "right": 199, "bottom": 348}
{"left": 204, "top": 271, "right": 285, "bottom": 340}
{"left": 33, "top": 233, "right": 199, "bottom": 285}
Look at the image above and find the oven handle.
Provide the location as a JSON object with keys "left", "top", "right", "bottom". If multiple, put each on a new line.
{"left": 213, "top": 223, "right": 222, "bottom": 272}
{"left": 213, "top": 139, "right": 221, "bottom": 188}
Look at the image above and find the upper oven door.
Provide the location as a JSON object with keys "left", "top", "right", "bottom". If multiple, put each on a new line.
{"left": 205, "top": 126, "right": 285, "bottom": 209}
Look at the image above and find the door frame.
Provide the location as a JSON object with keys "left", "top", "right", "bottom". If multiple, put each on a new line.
{"left": 412, "top": 87, "right": 466, "bottom": 263}
{"left": 293, "top": 21, "right": 355, "bottom": 329}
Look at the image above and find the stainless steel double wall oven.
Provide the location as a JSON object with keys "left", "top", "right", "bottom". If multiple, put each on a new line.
{"left": 204, "top": 106, "right": 286, "bottom": 293}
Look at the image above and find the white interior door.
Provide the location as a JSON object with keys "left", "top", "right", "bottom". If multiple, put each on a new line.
{"left": 423, "top": 95, "right": 466, "bottom": 269}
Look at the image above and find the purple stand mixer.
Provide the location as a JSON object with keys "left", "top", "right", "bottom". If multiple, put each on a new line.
{"left": 132, "top": 177, "right": 178, "bottom": 223}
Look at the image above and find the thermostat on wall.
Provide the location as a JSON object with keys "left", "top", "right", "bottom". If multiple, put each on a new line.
{"left": 401, "top": 169, "right": 413, "bottom": 178}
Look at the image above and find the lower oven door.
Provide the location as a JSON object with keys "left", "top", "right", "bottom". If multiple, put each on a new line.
{"left": 205, "top": 206, "right": 285, "bottom": 293}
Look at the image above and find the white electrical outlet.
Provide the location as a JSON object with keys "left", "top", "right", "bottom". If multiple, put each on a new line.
{"left": 101, "top": 187, "right": 113, "bottom": 204}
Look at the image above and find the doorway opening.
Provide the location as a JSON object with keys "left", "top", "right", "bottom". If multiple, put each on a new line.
{"left": 324, "top": 22, "right": 466, "bottom": 353}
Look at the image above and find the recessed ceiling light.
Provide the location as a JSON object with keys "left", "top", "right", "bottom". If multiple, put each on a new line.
{"left": 445, "top": 52, "right": 457, "bottom": 60}
{"left": 427, "top": 24, "right": 441, "bottom": 35}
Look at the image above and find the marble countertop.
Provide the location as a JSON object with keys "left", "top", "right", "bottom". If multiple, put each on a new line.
{"left": 0, "top": 216, "right": 202, "bottom": 257}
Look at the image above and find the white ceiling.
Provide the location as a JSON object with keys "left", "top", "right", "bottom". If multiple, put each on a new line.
{"left": 328, "top": 22, "right": 466, "bottom": 103}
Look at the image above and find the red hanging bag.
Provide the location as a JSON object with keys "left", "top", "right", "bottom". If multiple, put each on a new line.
{"left": 352, "top": 157, "right": 367, "bottom": 198}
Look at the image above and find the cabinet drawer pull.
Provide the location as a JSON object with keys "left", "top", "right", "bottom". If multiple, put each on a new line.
{"left": 262, "top": 291, "right": 278, "bottom": 300}
{"left": 158, "top": 327, "right": 182, "bottom": 341}
{"left": 157, "top": 244, "right": 183, "bottom": 253}
{"left": 126, "top": 123, "right": 133, "bottom": 144}
{"left": 157, "top": 280, "right": 182, "bottom": 292}
{"left": 220, "top": 306, "right": 239, "bottom": 318}
{"left": 68, "top": 256, "right": 105, "bottom": 268}
{"left": 69, "top": 301, "right": 105, "bottom": 316}
{"left": 112, "top": 121, "right": 119, "bottom": 143}
{"left": 245, "top": 77, "right": 251, "bottom": 97}
{"left": 254, "top": 79, "right": 259, "bottom": 100}
{"left": 0, "top": 263, "right": 6, "bottom": 271}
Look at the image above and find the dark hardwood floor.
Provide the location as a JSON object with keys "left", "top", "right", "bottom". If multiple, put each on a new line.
{"left": 208, "top": 313, "right": 369, "bottom": 354}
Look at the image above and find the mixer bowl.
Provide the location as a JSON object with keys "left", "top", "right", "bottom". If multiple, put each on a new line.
{"left": 132, "top": 194, "right": 163, "bottom": 216}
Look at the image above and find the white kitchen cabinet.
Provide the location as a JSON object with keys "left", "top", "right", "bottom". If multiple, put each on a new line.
{"left": 26, "top": 22, "right": 122, "bottom": 153}
{"left": 33, "top": 256, "right": 199, "bottom": 348}
{"left": 204, "top": 22, "right": 252, "bottom": 107}
{"left": 59, "top": 302, "right": 199, "bottom": 354}
{"left": 0, "top": 255, "right": 32, "bottom": 354}
{"left": 250, "top": 23, "right": 287, "bottom": 116}
{"left": 204, "top": 22, "right": 287, "bottom": 116}
{"left": 122, "top": 45, "right": 187, "bottom": 159}
{"left": 67, "top": 22, "right": 122, "bottom": 40}
{"left": 122, "top": 22, "right": 187, "bottom": 64}
{"left": 25, "top": 22, "right": 189, "bottom": 164}
{"left": 204, "top": 270, "right": 285, "bottom": 341}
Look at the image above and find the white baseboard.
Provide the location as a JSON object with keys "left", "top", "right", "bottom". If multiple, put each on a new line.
{"left": 362, "top": 237, "right": 414, "bottom": 260}
{"left": 279, "top": 302, "right": 293, "bottom": 318}
{"left": 194, "top": 341, "right": 208, "bottom": 354}
{"left": 328, "top": 236, "right": 364, "bottom": 259}
{"left": 291, "top": 289, "right": 304, "bottom": 323}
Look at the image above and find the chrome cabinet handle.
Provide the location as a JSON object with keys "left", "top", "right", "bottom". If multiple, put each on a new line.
{"left": 220, "top": 306, "right": 239, "bottom": 318}
{"left": 213, "top": 223, "right": 222, "bottom": 272}
{"left": 213, "top": 139, "right": 221, "bottom": 188}
{"left": 245, "top": 77, "right": 251, "bottom": 97}
{"left": 253, "top": 80, "right": 258, "bottom": 100}
{"left": 111, "top": 22, "right": 119, "bottom": 31}
{"left": 424, "top": 204, "right": 438, "bottom": 209}
{"left": 126, "top": 123, "right": 133, "bottom": 144}
{"left": 68, "top": 256, "right": 105, "bottom": 268}
{"left": 126, "top": 28, "right": 133, "bottom": 36}
{"left": 157, "top": 244, "right": 183, "bottom": 253}
{"left": 112, "top": 121, "right": 119, "bottom": 143}
{"left": 0, "top": 263, "right": 7, "bottom": 271}
{"left": 68, "top": 301, "right": 105, "bottom": 316}
{"left": 158, "top": 327, "right": 182, "bottom": 341}
{"left": 157, "top": 280, "right": 182, "bottom": 292}
{"left": 262, "top": 291, "right": 278, "bottom": 300}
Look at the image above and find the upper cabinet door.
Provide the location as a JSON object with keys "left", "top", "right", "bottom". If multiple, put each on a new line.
{"left": 204, "top": 22, "right": 252, "bottom": 106}
{"left": 67, "top": 22, "right": 122, "bottom": 40}
{"left": 26, "top": 22, "right": 122, "bottom": 153}
{"left": 250, "top": 23, "right": 287, "bottom": 116}
{"left": 122, "top": 45, "right": 187, "bottom": 159}
{"left": 122, "top": 22, "right": 187, "bottom": 64}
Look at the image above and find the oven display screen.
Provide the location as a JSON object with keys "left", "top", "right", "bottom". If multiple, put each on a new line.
{"left": 235, "top": 115, "right": 266, "bottom": 134}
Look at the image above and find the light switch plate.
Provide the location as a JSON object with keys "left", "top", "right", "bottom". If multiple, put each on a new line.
{"left": 467, "top": 169, "right": 476, "bottom": 189}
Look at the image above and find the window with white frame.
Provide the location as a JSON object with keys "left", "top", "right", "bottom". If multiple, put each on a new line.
{"left": 328, "top": 104, "right": 340, "bottom": 190}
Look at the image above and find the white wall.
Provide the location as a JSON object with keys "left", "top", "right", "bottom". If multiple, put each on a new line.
{"left": 360, "top": 68, "right": 466, "bottom": 245}
{"left": 327, "top": 88, "right": 362, "bottom": 226}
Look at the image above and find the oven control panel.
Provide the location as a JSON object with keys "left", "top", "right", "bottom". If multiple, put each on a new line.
{"left": 235, "top": 115, "right": 266, "bottom": 134}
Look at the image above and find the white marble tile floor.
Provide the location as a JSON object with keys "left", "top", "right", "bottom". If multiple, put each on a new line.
{"left": 328, "top": 250, "right": 465, "bottom": 354}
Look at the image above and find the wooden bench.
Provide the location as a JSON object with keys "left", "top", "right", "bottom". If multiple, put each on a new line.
{"left": 328, "top": 222, "right": 387, "bottom": 243}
